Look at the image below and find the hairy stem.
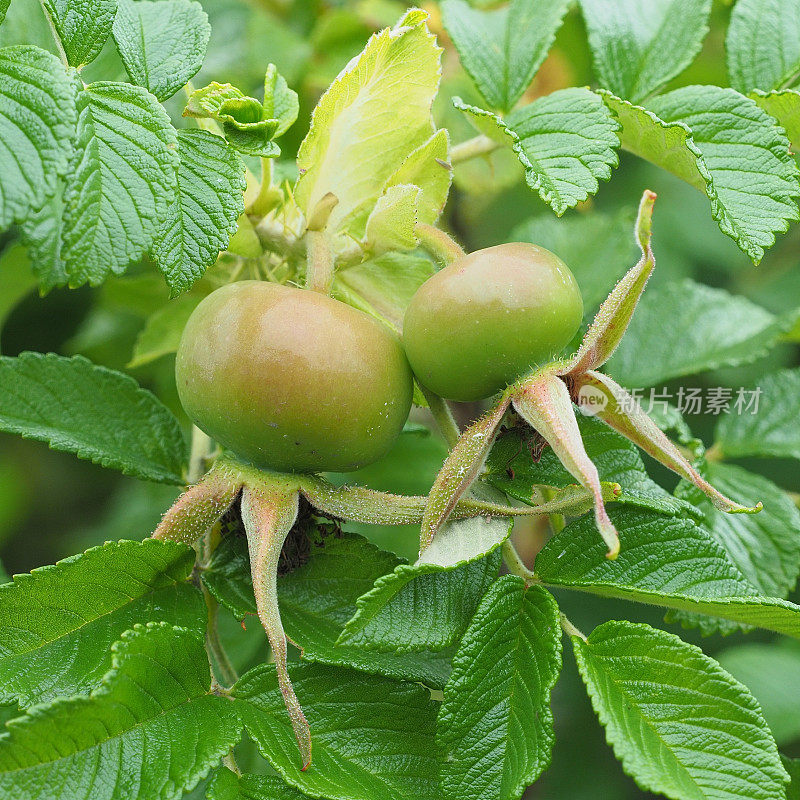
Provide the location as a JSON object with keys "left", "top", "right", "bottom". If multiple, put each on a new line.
{"left": 420, "top": 386, "right": 461, "bottom": 449}
{"left": 415, "top": 223, "right": 466, "bottom": 266}
{"left": 502, "top": 540, "right": 537, "bottom": 583}
{"left": 305, "top": 230, "right": 335, "bottom": 294}
{"left": 450, "top": 134, "right": 500, "bottom": 164}
{"left": 559, "top": 613, "right": 587, "bottom": 641}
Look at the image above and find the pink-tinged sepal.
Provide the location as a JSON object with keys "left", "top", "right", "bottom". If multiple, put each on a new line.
{"left": 240, "top": 484, "right": 312, "bottom": 770}
{"left": 420, "top": 393, "right": 512, "bottom": 552}
{"left": 563, "top": 190, "right": 656, "bottom": 377}
{"left": 512, "top": 371, "right": 619, "bottom": 558}
{"left": 573, "top": 371, "right": 762, "bottom": 515}
{"left": 152, "top": 465, "right": 241, "bottom": 545}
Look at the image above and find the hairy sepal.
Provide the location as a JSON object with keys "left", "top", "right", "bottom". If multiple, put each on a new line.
{"left": 564, "top": 189, "right": 656, "bottom": 376}
{"left": 512, "top": 371, "right": 619, "bottom": 558}
{"left": 420, "top": 393, "right": 512, "bottom": 552}
{"left": 574, "top": 371, "right": 762, "bottom": 515}
{"left": 240, "top": 484, "right": 311, "bottom": 770}
{"left": 301, "top": 474, "right": 612, "bottom": 526}
{"left": 152, "top": 464, "right": 241, "bottom": 545}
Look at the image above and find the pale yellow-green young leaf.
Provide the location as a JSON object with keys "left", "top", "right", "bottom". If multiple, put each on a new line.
{"left": 364, "top": 184, "right": 420, "bottom": 254}
{"left": 295, "top": 10, "right": 441, "bottom": 236}
{"left": 382, "top": 129, "right": 452, "bottom": 224}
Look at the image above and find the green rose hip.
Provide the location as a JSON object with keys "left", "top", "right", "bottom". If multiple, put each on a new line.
{"left": 176, "top": 281, "right": 413, "bottom": 472}
{"left": 402, "top": 243, "right": 584, "bottom": 401}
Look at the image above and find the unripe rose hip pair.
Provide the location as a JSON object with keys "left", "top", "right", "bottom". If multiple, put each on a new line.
{"left": 162, "top": 191, "right": 759, "bottom": 768}
{"left": 176, "top": 241, "right": 583, "bottom": 472}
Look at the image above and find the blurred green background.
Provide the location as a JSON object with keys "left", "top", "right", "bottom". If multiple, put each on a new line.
{"left": 1, "top": 1, "right": 799, "bottom": 797}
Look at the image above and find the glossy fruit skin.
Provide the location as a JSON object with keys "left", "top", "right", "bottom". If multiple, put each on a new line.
{"left": 403, "top": 243, "right": 583, "bottom": 402}
{"left": 176, "top": 281, "right": 413, "bottom": 473}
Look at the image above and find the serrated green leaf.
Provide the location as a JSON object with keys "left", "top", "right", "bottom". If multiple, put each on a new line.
{"left": 382, "top": 128, "right": 451, "bottom": 224}
{"left": 441, "top": 0, "right": 569, "bottom": 112}
{"left": 714, "top": 368, "right": 800, "bottom": 461}
{"left": 607, "top": 280, "right": 785, "bottom": 387}
{"left": 677, "top": 463, "right": 800, "bottom": 604}
{"left": 603, "top": 88, "right": 800, "bottom": 262}
{"left": 537, "top": 506, "right": 800, "bottom": 638}
{"left": 750, "top": 89, "right": 800, "bottom": 152}
{"left": 718, "top": 640, "right": 800, "bottom": 747}
{"left": 727, "top": 0, "right": 800, "bottom": 93}
{"left": 0, "top": 46, "right": 76, "bottom": 230}
{"left": 331, "top": 251, "right": 435, "bottom": 333}
{"left": 207, "top": 769, "right": 310, "bottom": 800}
{"left": 202, "top": 531, "right": 453, "bottom": 688}
{"left": 572, "top": 620, "right": 788, "bottom": 800}
{"left": 0, "top": 353, "right": 188, "bottom": 483}
{"left": 152, "top": 129, "right": 245, "bottom": 297}
{"left": 785, "top": 756, "right": 800, "bottom": 800}
{"left": 580, "top": 0, "right": 712, "bottom": 103}
{"left": 648, "top": 86, "right": 800, "bottom": 263}
{"left": 233, "top": 663, "right": 439, "bottom": 799}
{"left": 41, "top": 0, "right": 116, "bottom": 67}
{"left": 0, "top": 623, "right": 241, "bottom": 800}
{"left": 129, "top": 293, "right": 203, "bottom": 367}
{"left": 438, "top": 577, "right": 561, "bottom": 800}
{"left": 0, "top": 0, "right": 9, "bottom": 25}
{"left": 455, "top": 88, "right": 620, "bottom": 215}
{"left": 339, "top": 546, "right": 502, "bottom": 652}
{"left": 295, "top": 10, "right": 440, "bottom": 235}
{"left": 112, "top": 0, "right": 211, "bottom": 102}
{"left": 511, "top": 207, "right": 638, "bottom": 309}
{"left": 485, "top": 413, "right": 693, "bottom": 517}
{"left": 0, "top": 539, "right": 204, "bottom": 706}
{"left": 599, "top": 91, "right": 708, "bottom": 191}
{"left": 62, "top": 81, "right": 179, "bottom": 286}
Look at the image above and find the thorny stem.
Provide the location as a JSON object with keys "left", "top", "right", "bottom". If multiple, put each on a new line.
{"left": 450, "top": 134, "right": 500, "bottom": 164}
{"left": 559, "top": 613, "right": 587, "bottom": 641}
{"left": 420, "top": 386, "right": 461, "bottom": 449}
{"left": 415, "top": 223, "right": 466, "bottom": 266}
{"left": 502, "top": 540, "right": 537, "bottom": 584}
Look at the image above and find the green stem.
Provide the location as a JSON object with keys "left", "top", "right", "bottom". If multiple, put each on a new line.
{"left": 705, "top": 442, "right": 723, "bottom": 462}
{"left": 420, "top": 385, "right": 461, "bottom": 449}
{"left": 502, "top": 540, "right": 537, "bottom": 583}
{"left": 248, "top": 158, "right": 282, "bottom": 217}
{"left": 559, "top": 612, "right": 587, "bottom": 641}
{"left": 204, "top": 588, "right": 239, "bottom": 687}
{"left": 450, "top": 134, "right": 500, "bottom": 165}
{"left": 415, "top": 223, "right": 466, "bottom": 266}
{"left": 305, "top": 230, "right": 335, "bottom": 294}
